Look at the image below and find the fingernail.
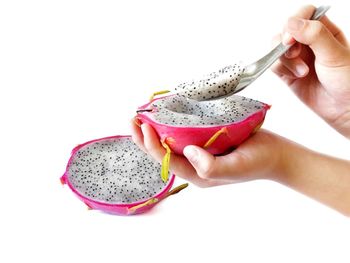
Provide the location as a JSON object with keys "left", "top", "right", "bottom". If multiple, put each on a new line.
{"left": 296, "top": 64, "right": 308, "bottom": 77}
{"left": 287, "top": 17, "right": 305, "bottom": 31}
{"left": 183, "top": 146, "right": 198, "bottom": 164}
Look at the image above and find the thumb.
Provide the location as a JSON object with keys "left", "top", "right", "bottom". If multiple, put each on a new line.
{"left": 284, "top": 17, "right": 347, "bottom": 66}
{"left": 183, "top": 145, "right": 216, "bottom": 178}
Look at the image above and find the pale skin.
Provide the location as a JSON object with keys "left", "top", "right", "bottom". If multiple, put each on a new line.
{"left": 130, "top": 5, "right": 350, "bottom": 216}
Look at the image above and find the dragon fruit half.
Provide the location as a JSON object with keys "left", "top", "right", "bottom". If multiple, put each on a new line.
{"left": 61, "top": 135, "right": 187, "bottom": 215}
{"left": 137, "top": 94, "right": 270, "bottom": 181}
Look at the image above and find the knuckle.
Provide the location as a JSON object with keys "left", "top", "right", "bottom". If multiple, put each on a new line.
{"left": 309, "top": 20, "right": 325, "bottom": 38}
{"left": 198, "top": 163, "right": 215, "bottom": 179}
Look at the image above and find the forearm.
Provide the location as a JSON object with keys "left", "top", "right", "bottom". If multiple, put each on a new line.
{"left": 276, "top": 140, "right": 350, "bottom": 216}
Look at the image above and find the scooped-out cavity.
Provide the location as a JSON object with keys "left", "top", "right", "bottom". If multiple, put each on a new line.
{"left": 148, "top": 94, "right": 265, "bottom": 127}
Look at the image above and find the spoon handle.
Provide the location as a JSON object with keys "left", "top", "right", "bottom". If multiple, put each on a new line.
{"left": 311, "top": 5, "right": 331, "bottom": 20}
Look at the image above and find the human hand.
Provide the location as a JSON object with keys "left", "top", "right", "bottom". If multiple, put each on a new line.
{"left": 130, "top": 119, "right": 289, "bottom": 187}
{"left": 130, "top": 119, "right": 350, "bottom": 215}
{"left": 272, "top": 5, "right": 350, "bottom": 138}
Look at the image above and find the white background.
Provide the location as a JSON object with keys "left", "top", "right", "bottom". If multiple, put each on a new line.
{"left": 1, "top": 0, "right": 349, "bottom": 262}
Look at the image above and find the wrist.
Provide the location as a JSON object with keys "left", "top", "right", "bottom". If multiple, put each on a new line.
{"left": 330, "top": 108, "right": 350, "bottom": 139}
{"left": 269, "top": 136, "right": 312, "bottom": 184}
{"left": 253, "top": 132, "right": 302, "bottom": 182}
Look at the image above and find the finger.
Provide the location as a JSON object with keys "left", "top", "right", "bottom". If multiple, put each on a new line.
{"left": 184, "top": 145, "right": 255, "bottom": 181}
{"left": 279, "top": 56, "right": 309, "bottom": 78}
{"left": 271, "top": 35, "right": 301, "bottom": 84}
{"left": 140, "top": 123, "right": 222, "bottom": 187}
{"left": 282, "top": 5, "right": 349, "bottom": 48}
{"left": 272, "top": 32, "right": 301, "bottom": 60}
{"left": 183, "top": 130, "right": 281, "bottom": 181}
{"left": 271, "top": 60, "right": 298, "bottom": 85}
{"left": 285, "top": 42, "right": 302, "bottom": 59}
{"left": 141, "top": 123, "right": 166, "bottom": 162}
{"left": 129, "top": 118, "right": 147, "bottom": 153}
{"left": 282, "top": 5, "right": 316, "bottom": 45}
{"left": 183, "top": 146, "right": 216, "bottom": 177}
{"left": 320, "top": 16, "right": 349, "bottom": 47}
{"left": 140, "top": 123, "right": 194, "bottom": 178}
{"left": 284, "top": 18, "right": 347, "bottom": 66}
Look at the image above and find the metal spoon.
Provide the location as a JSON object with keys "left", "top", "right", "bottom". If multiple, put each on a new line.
{"left": 233, "top": 5, "right": 330, "bottom": 94}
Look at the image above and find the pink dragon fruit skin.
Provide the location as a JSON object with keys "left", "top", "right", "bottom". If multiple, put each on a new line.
{"left": 137, "top": 95, "right": 270, "bottom": 155}
{"left": 61, "top": 135, "right": 176, "bottom": 215}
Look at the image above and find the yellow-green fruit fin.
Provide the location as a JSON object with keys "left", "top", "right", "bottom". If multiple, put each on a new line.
{"left": 127, "top": 198, "right": 159, "bottom": 214}
{"left": 150, "top": 90, "right": 170, "bottom": 101}
{"left": 203, "top": 127, "right": 228, "bottom": 148}
{"left": 166, "top": 183, "right": 189, "bottom": 197}
{"left": 161, "top": 141, "right": 172, "bottom": 182}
